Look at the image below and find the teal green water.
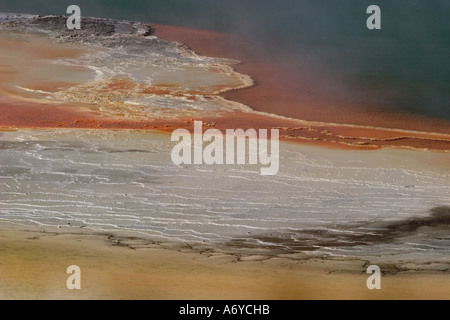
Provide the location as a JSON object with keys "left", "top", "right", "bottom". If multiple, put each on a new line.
{"left": 1, "top": 0, "right": 449, "bottom": 120}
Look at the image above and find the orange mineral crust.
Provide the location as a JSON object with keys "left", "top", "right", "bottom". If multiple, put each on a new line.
{"left": 0, "top": 24, "right": 449, "bottom": 152}
{"left": 152, "top": 24, "right": 450, "bottom": 147}
{"left": 152, "top": 24, "right": 450, "bottom": 133}
{"left": 2, "top": 95, "right": 449, "bottom": 151}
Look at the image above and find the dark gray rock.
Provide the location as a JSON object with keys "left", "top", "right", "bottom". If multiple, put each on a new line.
{"left": 0, "top": 13, "right": 152, "bottom": 38}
